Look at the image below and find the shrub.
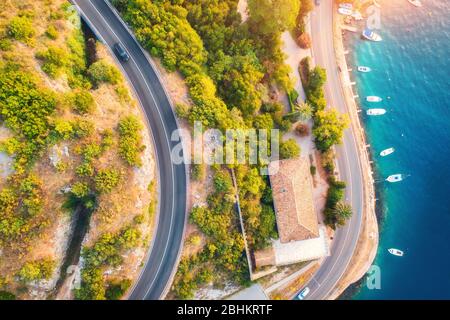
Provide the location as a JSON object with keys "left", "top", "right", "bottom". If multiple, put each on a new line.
{"left": 295, "top": 122, "right": 310, "bottom": 137}
{"left": 72, "top": 90, "right": 95, "bottom": 114}
{"left": 324, "top": 178, "right": 348, "bottom": 228}
{"left": 191, "top": 163, "right": 205, "bottom": 181}
{"left": 175, "top": 103, "right": 191, "bottom": 119}
{"left": 101, "top": 129, "right": 114, "bottom": 150}
{"left": 297, "top": 32, "right": 312, "bottom": 49}
{"left": 279, "top": 139, "right": 301, "bottom": 159}
{"left": 321, "top": 149, "right": 335, "bottom": 174}
{"left": 0, "top": 291, "right": 15, "bottom": 300}
{"left": 7, "top": 16, "right": 34, "bottom": 43}
{"left": 81, "top": 143, "right": 103, "bottom": 162}
{"left": 188, "top": 235, "right": 202, "bottom": 246}
{"left": 76, "top": 227, "right": 141, "bottom": 300}
{"left": 115, "top": 84, "right": 131, "bottom": 103}
{"left": 105, "top": 279, "right": 131, "bottom": 300}
{"left": 53, "top": 119, "right": 74, "bottom": 140}
{"left": 88, "top": 60, "right": 121, "bottom": 85}
{"left": 45, "top": 25, "right": 59, "bottom": 40}
{"left": 0, "top": 39, "right": 12, "bottom": 51}
{"left": 0, "top": 69, "right": 56, "bottom": 169}
{"left": 0, "top": 137, "right": 21, "bottom": 155}
{"left": 95, "top": 168, "right": 121, "bottom": 193}
{"left": 76, "top": 162, "right": 94, "bottom": 177}
{"left": 18, "top": 259, "right": 55, "bottom": 282}
{"left": 36, "top": 46, "right": 68, "bottom": 78}
{"left": 213, "top": 170, "right": 233, "bottom": 194}
{"left": 118, "top": 116, "right": 144, "bottom": 167}
{"left": 71, "top": 182, "right": 90, "bottom": 198}
{"left": 72, "top": 119, "right": 95, "bottom": 138}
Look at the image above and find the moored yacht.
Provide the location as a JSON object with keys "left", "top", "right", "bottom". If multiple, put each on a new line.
{"left": 366, "top": 108, "right": 386, "bottom": 116}
{"left": 386, "top": 174, "right": 403, "bottom": 183}
{"left": 338, "top": 7, "right": 353, "bottom": 16}
{"left": 339, "top": 3, "right": 353, "bottom": 10}
{"left": 366, "top": 96, "right": 383, "bottom": 102}
{"left": 388, "top": 248, "right": 404, "bottom": 256}
{"left": 380, "top": 147, "right": 395, "bottom": 157}
{"left": 362, "top": 28, "right": 382, "bottom": 42}
{"left": 357, "top": 66, "right": 372, "bottom": 72}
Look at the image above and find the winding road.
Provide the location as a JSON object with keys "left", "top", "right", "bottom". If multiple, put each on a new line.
{"left": 71, "top": 0, "right": 187, "bottom": 300}
{"left": 296, "top": 0, "right": 365, "bottom": 300}
{"left": 72, "top": 0, "right": 365, "bottom": 301}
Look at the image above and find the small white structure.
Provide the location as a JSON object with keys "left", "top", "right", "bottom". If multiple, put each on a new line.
{"left": 273, "top": 227, "right": 329, "bottom": 266}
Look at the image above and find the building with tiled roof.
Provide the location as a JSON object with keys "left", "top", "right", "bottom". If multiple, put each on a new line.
{"left": 268, "top": 157, "right": 319, "bottom": 243}
{"left": 253, "top": 157, "right": 329, "bottom": 269}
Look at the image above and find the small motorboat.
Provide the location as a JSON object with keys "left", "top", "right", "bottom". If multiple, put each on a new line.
{"left": 380, "top": 147, "right": 395, "bottom": 157}
{"left": 388, "top": 248, "right": 404, "bottom": 256}
{"left": 408, "top": 0, "right": 422, "bottom": 7}
{"left": 339, "top": 3, "right": 353, "bottom": 10}
{"left": 386, "top": 174, "right": 403, "bottom": 183}
{"left": 362, "top": 28, "right": 382, "bottom": 42}
{"left": 338, "top": 7, "right": 353, "bottom": 16}
{"left": 366, "top": 96, "right": 383, "bottom": 102}
{"left": 357, "top": 66, "right": 372, "bottom": 72}
{"left": 366, "top": 108, "right": 386, "bottom": 116}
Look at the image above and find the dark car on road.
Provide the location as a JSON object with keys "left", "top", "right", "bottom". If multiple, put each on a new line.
{"left": 114, "top": 43, "right": 130, "bottom": 62}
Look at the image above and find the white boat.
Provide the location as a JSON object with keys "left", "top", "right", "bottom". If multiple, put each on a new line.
{"left": 362, "top": 28, "right": 382, "bottom": 42}
{"left": 380, "top": 147, "right": 395, "bottom": 157}
{"left": 338, "top": 7, "right": 353, "bottom": 16}
{"left": 386, "top": 174, "right": 403, "bottom": 183}
{"left": 366, "top": 96, "right": 383, "bottom": 102}
{"left": 339, "top": 3, "right": 353, "bottom": 10}
{"left": 366, "top": 108, "right": 386, "bottom": 116}
{"left": 357, "top": 66, "right": 371, "bottom": 72}
{"left": 408, "top": 0, "right": 422, "bottom": 7}
{"left": 388, "top": 248, "right": 404, "bottom": 256}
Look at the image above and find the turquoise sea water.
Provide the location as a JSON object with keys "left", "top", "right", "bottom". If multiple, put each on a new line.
{"left": 348, "top": 0, "right": 450, "bottom": 299}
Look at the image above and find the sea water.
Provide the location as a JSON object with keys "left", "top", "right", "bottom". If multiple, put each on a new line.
{"left": 348, "top": 0, "right": 450, "bottom": 299}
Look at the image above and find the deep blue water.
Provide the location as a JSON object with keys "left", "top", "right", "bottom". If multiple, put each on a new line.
{"left": 348, "top": 0, "right": 450, "bottom": 299}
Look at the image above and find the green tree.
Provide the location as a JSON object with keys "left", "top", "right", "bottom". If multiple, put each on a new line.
{"left": 334, "top": 201, "right": 353, "bottom": 226}
{"left": 313, "top": 109, "right": 349, "bottom": 152}
{"left": 248, "top": 0, "right": 301, "bottom": 35}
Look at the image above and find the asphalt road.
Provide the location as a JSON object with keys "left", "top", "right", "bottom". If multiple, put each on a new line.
{"left": 71, "top": 0, "right": 187, "bottom": 300}
{"left": 297, "top": 0, "right": 365, "bottom": 300}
